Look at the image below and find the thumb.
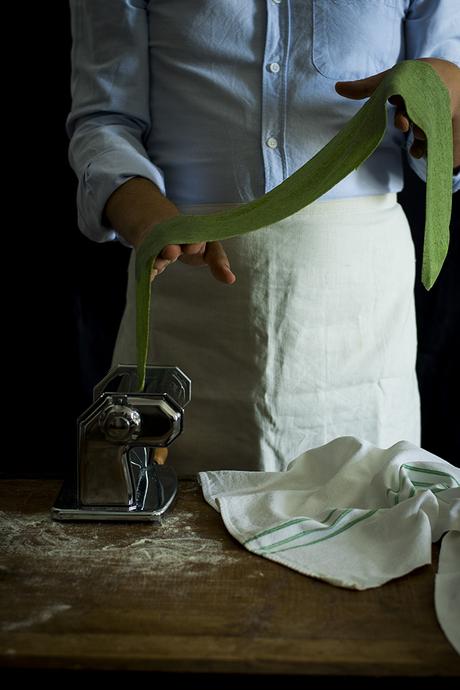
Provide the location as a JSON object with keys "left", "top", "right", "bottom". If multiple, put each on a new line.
{"left": 335, "top": 68, "right": 390, "bottom": 100}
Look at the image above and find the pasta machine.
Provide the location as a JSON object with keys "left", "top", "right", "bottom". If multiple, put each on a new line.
{"left": 51, "top": 364, "right": 191, "bottom": 522}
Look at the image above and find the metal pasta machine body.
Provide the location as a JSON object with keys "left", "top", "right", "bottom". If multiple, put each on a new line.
{"left": 52, "top": 365, "right": 191, "bottom": 522}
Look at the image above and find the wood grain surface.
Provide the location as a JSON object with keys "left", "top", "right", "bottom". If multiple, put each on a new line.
{"left": 0, "top": 480, "right": 459, "bottom": 675}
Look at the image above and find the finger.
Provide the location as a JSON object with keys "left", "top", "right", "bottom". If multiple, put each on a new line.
{"left": 154, "top": 257, "right": 172, "bottom": 275}
{"left": 409, "top": 120, "right": 427, "bottom": 159}
{"left": 204, "top": 241, "right": 236, "bottom": 284}
{"left": 412, "top": 124, "right": 426, "bottom": 141}
{"left": 394, "top": 109, "right": 410, "bottom": 132}
{"left": 388, "top": 95, "right": 405, "bottom": 108}
{"left": 335, "top": 69, "right": 389, "bottom": 100}
{"left": 389, "top": 95, "right": 426, "bottom": 140}
{"left": 181, "top": 242, "right": 206, "bottom": 256}
{"left": 389, "top": 95, "right": 410, "bottom": 132}
{"left": 160, "top": 244, "right": 182, "bottom": 262}
{"left": 410, "top": 140, "right": 426, "bottom": 159}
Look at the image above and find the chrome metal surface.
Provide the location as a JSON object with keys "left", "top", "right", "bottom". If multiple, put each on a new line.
{"left": 51, "top": 365, "right": 190, "bottom": 522}
{"left": 93, "top": 364, "right": 191, "bottom": 408}
{"left": 99, "top": 403, "right": 142, "bottom": 443}
{"left": 51, "top": 462, "right": 178, "bottom": 522}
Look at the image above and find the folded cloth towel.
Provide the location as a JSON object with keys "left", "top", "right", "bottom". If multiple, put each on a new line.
{"left": 435, "top": 531, "right": 460, "bottom": 654}
{"left": 199, "top": 436, "right": 459, "bottom": 590}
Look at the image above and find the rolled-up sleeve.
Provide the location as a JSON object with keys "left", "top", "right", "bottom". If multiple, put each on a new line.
{"left": 405, "top": 0, "right": 460, "bottom": 192}
{"left": 67, "top": 0, "right": 166, "bottom": 242}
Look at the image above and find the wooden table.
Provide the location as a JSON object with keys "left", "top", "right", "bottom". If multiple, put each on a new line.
{"left": 0, "top": 479, "right": 459, "bottom": 677}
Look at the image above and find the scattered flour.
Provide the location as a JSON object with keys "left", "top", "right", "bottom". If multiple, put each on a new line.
{"left": 0, "top": 486, "right": 242, "bottom": 635}
{"left": 2, "top": 604, "right": 71, "bottom": 631}
{"left": 0, "top": 498, "right": 239, "bottom": 574}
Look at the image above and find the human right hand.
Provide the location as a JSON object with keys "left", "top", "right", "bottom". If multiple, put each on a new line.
{"left": 336, "top": 58, "right": 460, "bottom": 169}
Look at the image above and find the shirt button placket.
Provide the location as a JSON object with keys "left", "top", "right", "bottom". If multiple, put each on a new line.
{"left": 262, "top": 0, "right": 288, "bottom": 193}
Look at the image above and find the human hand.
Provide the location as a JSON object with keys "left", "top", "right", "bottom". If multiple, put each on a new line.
{"left": 151, "top": 239, "right": 236, "bottom": 285}
{"left": 335, "top": 58, "right": 460, "bottom": 169}
{"left": 105, "top": 177, "right": 236, "bottom": 284}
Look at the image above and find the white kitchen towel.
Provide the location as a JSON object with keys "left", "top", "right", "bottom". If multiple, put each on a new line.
{"left": 199, "top": 437, "right": 460, "bottom": 591}
{"left": 435, "top": 531, "right": 460, "bottom": 654}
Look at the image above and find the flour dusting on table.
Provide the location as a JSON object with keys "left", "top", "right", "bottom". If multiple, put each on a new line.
{"left": 0, "top": 501, "right": 238, "bottom": 575}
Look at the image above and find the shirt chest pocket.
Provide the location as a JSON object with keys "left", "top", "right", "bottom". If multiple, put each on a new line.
{"left": 312, "top": 0, "right": 401, "bottom": 81}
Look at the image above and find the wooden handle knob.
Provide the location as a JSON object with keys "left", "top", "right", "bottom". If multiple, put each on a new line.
{"left": 153, "top": 447, "right": 169, "bottom": 465}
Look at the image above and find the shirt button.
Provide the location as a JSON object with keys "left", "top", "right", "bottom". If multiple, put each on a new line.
{"left": 266, "top": 137, "right": 278, "bottom": 149}
{"left": 269, "top": 62, "right": 280, "bottom": 74}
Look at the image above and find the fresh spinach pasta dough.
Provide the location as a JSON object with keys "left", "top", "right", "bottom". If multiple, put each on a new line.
{"left": 136, "top": 61, "right": 453, "bottom": 389}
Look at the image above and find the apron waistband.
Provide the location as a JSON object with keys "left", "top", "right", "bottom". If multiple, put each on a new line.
{"left": 176, "top": 193, "right": 397, "bottom": 218}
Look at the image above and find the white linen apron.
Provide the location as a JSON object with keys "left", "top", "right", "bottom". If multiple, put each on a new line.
{"left": 112, "top": 193, "right": 420, "bottom": 475}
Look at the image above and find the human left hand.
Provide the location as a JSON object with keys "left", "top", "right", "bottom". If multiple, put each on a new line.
{"left": 335, "top": 58, "right": 460, "bottom": 169}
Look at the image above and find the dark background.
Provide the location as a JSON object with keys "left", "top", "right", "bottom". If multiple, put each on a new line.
{"left": 6, "top": 4, "right": 459, "bottom": 478}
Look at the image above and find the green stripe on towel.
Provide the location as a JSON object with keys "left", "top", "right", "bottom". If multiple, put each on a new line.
{"left": 244, "top": 509, "right": 349, "bottom": 547}
{"left": 402, "top": 464, "right": 460, "bottom": 485}
{"left": 254, "top": 509, "right": 380, "bottom": 553}
{"left": 243, "top": 508, "right": 338, "bottom": 545}
{"left": 387, "top": 465, "right": 460, "bottom": 505}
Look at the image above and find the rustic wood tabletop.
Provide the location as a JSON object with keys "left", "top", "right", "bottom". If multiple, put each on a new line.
{"left": 0, "top": 479, "right": 459, "bottom": 676}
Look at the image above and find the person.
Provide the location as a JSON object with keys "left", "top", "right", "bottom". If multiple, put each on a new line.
{"left": 67, "top": 1, "right": 460, "bottom": 475}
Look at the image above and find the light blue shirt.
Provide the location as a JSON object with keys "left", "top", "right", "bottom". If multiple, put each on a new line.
{"left": 68, "top": 0, "right": 460, "bottom": 243}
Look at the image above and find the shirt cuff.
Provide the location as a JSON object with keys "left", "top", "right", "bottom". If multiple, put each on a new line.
{"left": 76, "top": 148, "right": 166, "bottom": 244}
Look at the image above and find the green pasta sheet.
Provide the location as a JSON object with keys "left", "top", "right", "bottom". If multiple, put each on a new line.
{"left": 136, "top": 60, "right": 453, "bottom": 389}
